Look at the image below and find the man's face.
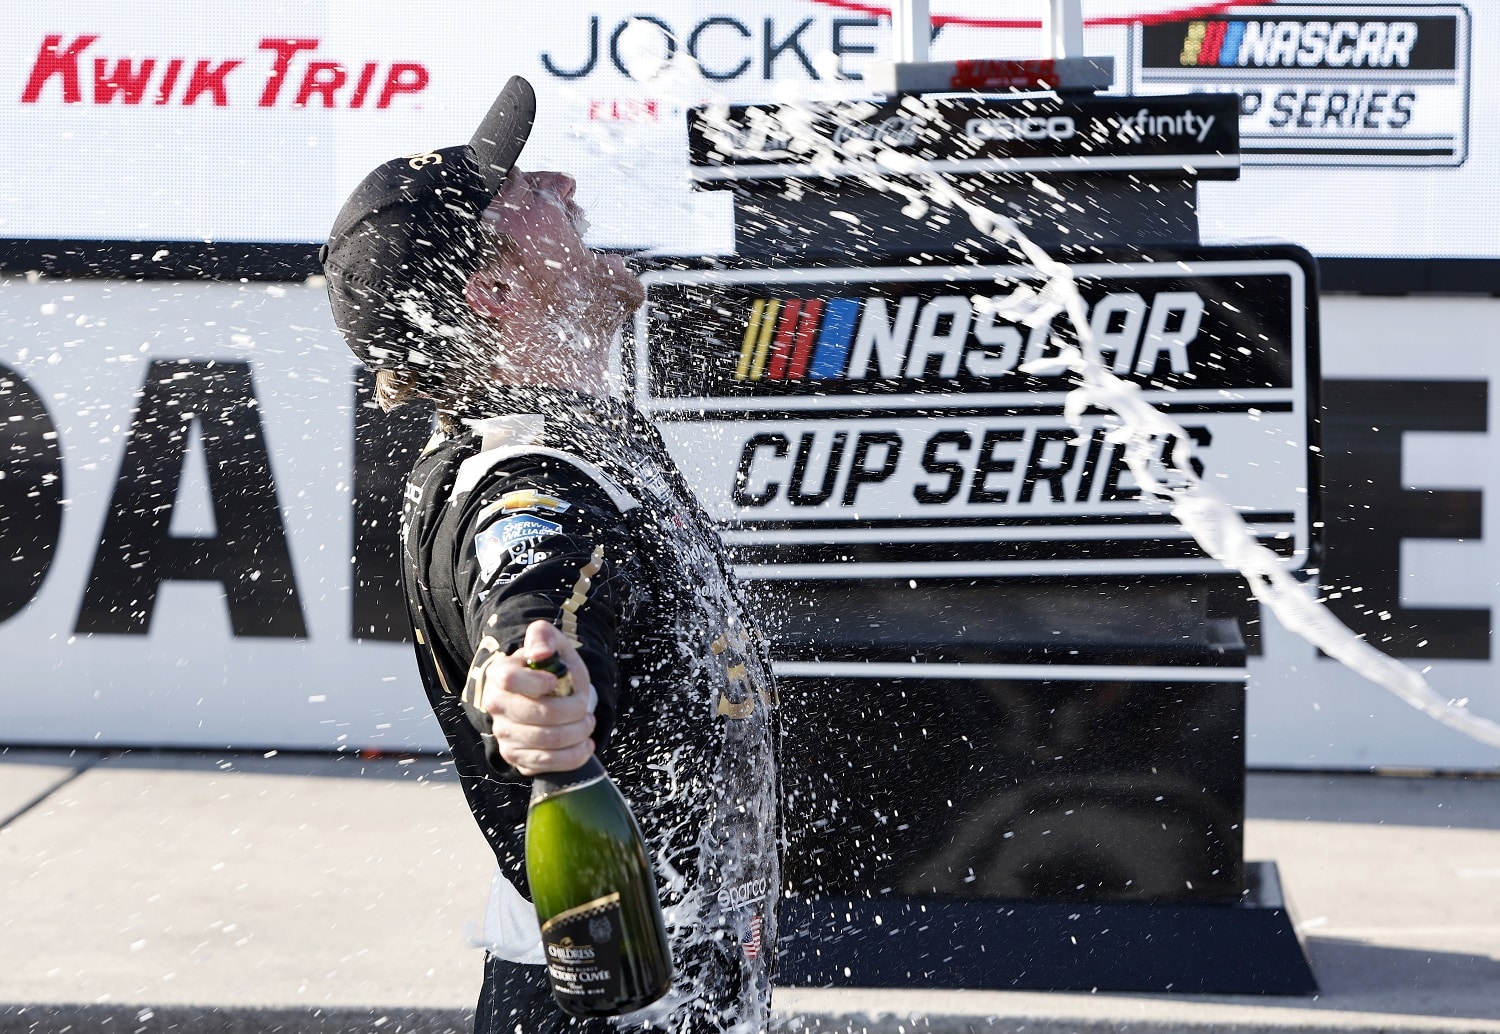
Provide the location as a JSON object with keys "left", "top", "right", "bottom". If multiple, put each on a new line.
{"left": 477, "top": 169, "right": 645, "bottom": 316}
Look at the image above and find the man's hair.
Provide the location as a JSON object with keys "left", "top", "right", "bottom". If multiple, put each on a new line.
{"left": 373, "top": 367, "right": 428, "bottom": 413}
{"left": 367, "top": 288, "right": 510, "bottom": 430}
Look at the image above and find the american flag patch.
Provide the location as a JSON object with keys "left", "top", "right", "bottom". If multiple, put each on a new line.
{"left": 740, "top": 913, "right": 763, "bottom": 960}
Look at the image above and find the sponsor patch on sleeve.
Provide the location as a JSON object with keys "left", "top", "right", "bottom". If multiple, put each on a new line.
{"left": 476, "top": 490, "right": 573, "bottom": 525}
{"left": 474, "top": 513, "right": 563, "bottom": 584}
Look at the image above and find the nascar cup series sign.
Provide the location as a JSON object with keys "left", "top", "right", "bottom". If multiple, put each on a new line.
{"left": 631, "top": 248, "right": 1317, "bottom": 580}
{"left": 1130, "top": 3, "right": 1472, "bottom": 165}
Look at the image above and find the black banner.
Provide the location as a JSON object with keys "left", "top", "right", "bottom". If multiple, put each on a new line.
{"left": 644, "top": 251, "right": 1297, "bottom": 404}
{"left": 1141, "top": 11, "right": 1460, "bottom": 73}
{"left": 688, "top": 92, "right": 1241, "bottom": 184}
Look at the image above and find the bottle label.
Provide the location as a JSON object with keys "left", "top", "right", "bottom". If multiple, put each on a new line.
{"left": 540, "top": 892, "right": 624, "bottom": 1006}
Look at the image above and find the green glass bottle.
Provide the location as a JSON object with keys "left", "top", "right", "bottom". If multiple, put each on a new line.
{"left": 525, "top": 654, "right": 673, "bottom": 1016}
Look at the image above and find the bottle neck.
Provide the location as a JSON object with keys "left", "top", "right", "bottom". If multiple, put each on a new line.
{"left": 530, "top": 755, "right": 607, "bottom": 803}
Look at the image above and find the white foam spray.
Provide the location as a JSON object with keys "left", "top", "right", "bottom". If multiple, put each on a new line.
{"left": 688, "top": 90, "right": 1500, "bottom": 753}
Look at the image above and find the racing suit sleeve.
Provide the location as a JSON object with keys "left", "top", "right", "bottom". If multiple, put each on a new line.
{"left": 447, "top": 453, "right": 638, "bottom": 776}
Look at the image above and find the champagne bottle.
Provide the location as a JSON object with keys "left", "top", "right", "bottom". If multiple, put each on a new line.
{"left": 525, "top": 654, "right": 673, "bottom": 1016}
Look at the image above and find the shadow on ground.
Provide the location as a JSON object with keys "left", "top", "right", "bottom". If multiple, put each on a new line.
{"left": 0, "top": 745, "right": 457, "bottom": 785}
{"left": 1245, "top": 772, "right": 1500, "bottom": 830}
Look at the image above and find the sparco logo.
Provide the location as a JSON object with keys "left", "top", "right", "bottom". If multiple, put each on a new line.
{"left": 964, "top": 115, "right": 1076, "bottom": 142}
{"left": 717, "top": 876, "right": 769, "bottom": 909}
{"left": 20, "top": 35, "right": 428, "bottom": 108}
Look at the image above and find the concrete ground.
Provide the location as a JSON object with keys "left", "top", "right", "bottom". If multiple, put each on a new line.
{"left": 0, "top": 747, "right": 1496, "bottom": 1034}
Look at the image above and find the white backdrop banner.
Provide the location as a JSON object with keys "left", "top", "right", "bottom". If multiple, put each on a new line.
{"left": 1250, "top": 294, "right": 1499, "bottom": 769}
{"left": 0, "top": 279, "right": 1497, "bottom": 768}
{"left": 0, "top": 277, "right": 429, "bottom": 753}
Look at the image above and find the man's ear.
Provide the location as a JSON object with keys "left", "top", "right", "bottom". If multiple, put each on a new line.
{"left": 465, "top": 272, "right": 516, "bottom": 319}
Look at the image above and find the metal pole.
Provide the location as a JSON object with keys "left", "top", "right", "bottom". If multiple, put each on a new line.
{"left": 891, "top": 0, "right": 930, "bottom": 64}
{"left": 1043, "top": 0, "right": 1085, "bottom": 59}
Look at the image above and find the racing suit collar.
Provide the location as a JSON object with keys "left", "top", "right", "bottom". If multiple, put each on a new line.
{"left": 460, "top": 381, "right": 634, "bottom": 426}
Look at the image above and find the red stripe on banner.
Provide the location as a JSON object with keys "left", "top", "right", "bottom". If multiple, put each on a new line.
{"left": 805, "top": 1, "right": 1259, "bottom": 29}
{"left": 787, "top": 299, "right": 824, "bottom": 380}
{"left": 765, "top": 299, "right": 801, "bottom": 381}
{"left": 1200, "top": 19, "right": 1228, "bottom": 65}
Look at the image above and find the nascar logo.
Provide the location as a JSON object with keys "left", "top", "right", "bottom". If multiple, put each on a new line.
{"left": 734, "top": 298, "right": 858, "bottom": 382}
{"left": 1176, "top": 18, "right": 1419, "bottom": 69}
{"left": 732, "top": 290, "right": 1206, "bottom": 384}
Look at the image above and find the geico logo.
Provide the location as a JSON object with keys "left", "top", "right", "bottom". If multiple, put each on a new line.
{"left": 964, "top": 115, "right": 1076, "bottom": 142}
{"left": 730, "top": 424, "right": 1212, "bottom": 510}
{"left": 732, "top": 290, "right": 1206, "bottom": 385}
{"left": 1179, "top": 19, "right": 1420, "bottom": 70}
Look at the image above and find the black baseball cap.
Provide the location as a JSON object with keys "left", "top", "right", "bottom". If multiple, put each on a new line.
{"left": 321, "top": 75, "right": 536, "bottom": 383}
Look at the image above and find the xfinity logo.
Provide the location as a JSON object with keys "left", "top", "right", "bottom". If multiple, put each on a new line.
{"left": 964, "top": 115, "right": 1076, "bottom": 143}
{"left": 964, "top": 109, "right": 1217, "bottom": 147}
{"left": 1114, "top": 107, "right": 1218, "bottom": 144}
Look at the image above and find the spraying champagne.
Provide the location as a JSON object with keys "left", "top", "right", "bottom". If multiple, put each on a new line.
{"left": 524, "top": 652, "right": 673, "bottom": 1016}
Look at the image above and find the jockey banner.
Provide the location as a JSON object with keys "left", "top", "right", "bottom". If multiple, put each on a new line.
{"left": 1, "top": 276, "right": 1497, "bottom": 770}
{"left": 0, "top": 0, "right": 1496, "bottom": 260}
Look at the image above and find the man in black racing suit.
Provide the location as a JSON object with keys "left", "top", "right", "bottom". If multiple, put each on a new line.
{"left": 320, "top": 76, "right": 778, "bottom": 1034}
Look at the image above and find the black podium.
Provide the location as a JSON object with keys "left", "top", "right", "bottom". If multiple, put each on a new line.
{"left": 627, "top": 73, "right": 1318, "bottom": 994}
{"left": 761, "top": 579, "right": 1312, "bottom": 994}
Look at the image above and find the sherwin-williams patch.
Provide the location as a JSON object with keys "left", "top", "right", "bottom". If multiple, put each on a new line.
{"left": 475, "top": 513, "right": 563, "bottom": 582}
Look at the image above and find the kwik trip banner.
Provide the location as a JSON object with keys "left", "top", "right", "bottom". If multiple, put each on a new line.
{"left": 0, "top": 1, "right": 1496, "bottom": 258}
